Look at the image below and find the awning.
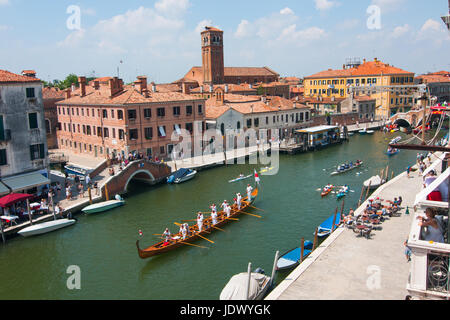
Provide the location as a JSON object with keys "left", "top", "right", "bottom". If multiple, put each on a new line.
{"left": 1, "top": 171, "right": 50, "bottom": 195}
{"left": 0, "top": 193, "right": 33, "bottom": 208}
{"left": 414, "top": 167, "right": 450, "bottom": 208}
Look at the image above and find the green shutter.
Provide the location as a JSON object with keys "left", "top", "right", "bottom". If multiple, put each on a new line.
{"left": 0, "top": 149, "right": 6, "bottom": 165}
{"left": 29, "top": 113, "right": 38, "bottom": 129}
{"left": 30, "top": 145, "right": 34, "bottom": 160}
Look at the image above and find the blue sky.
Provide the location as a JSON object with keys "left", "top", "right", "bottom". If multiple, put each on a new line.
{"left": 1, "top": 0, "right": 449, "bottom": 84}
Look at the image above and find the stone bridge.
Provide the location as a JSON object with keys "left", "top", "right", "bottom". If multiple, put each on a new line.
{"left": 100, "top": 160, "right": 171, "bottom": 198}
{"left": 389, "top": 108, "right": 432, "bottom": 128}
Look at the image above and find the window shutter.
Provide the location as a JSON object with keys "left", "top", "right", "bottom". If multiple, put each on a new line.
{"left": 39, "top": 144, "right": 45, "bottom": 159}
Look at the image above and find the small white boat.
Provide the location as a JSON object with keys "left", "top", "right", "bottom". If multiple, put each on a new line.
{"left": 363, "top": 175, "right": 385, "bottom": 190}
{"left": 366, "top": 130, "right": 375, "bottom": 134}
{"left": 390, "top": 136, "right": 402, "bottom": 144}
{"left": 82, "top": 199, "right": 125, "bottom": 214}
{"left": 174, "top": 170, "right": 197, "bottom": 184}
{"left": 18, "top": 218, "right": 76, "bottom": 237}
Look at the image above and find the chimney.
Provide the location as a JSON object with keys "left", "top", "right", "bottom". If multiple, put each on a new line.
{"left": 182, "top": 82, "right": 190, "bottom": 94}
{"left": 78, "top": 76, "right": 86, "bottom": 97}
{"left": 93, "top": 80, "right": 100, "bottom": 90}
{"left": 209, "top": 84, "right": 213, "bottom": 93}
{"left": 108, "top": 78, "right": 116, "bottom": 97}
{"left": 249, "top": 83, "right": 253, "bottom": 89}
{"left": 224, "top": 84, "right": 229, "bottom": 93}
{"left": 151, "top": 82, "right": 156, "bottom": 93}
{"left": 71, "top": 83, "right": 76, "bottom": 93}
{"left": 137, "top": 76, "right": 147, "bottom": 93}
{"left": 363, "top": 58, "right": 366, "bottom": 63}
{"left": 65, "top": 88, "right": 71, "bottom": 99}
{"left": 200, "top": 86, "right": 204, "bottom": 93}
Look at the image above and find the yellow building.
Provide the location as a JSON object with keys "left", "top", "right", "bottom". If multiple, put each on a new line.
{"left": 304, "top": 58, "right": 415, "bottom": 118}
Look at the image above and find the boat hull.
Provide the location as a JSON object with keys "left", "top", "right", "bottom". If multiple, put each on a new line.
{"left": 276, "top": 241, "right": 313, "bottom": 271}
{"left": 174, "top": 171, "right": 197, "bottom": 184}
{"left": 330, "top": 162, "right": 363, "bottom": 176}
{"left": 82, "top": 200, "right": 124, "bottom": 214}
{"left": 18, "top": 219, "right": 76, "bottom": 237}
{"left": 136, "top": 188, "right": 259, "bottom": 259}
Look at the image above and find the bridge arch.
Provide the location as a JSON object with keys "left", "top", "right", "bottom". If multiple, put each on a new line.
{"left": 124, "top": 169, "right": 156, "bottom": 192}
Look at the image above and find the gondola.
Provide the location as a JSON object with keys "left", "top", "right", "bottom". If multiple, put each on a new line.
{"left": 136, "top": 188, "right": 259, "bottom": 259}
{"left": 330, "top": 161, "right": 363, "bottom": 176}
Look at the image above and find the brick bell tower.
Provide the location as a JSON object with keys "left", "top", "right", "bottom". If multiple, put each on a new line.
{"left": 201, "top": 26, "right": 224, "bottom": 85}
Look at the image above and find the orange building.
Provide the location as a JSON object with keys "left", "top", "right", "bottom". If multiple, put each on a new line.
{"left": 56, "top": 76, "right": 206, "bottom": 160}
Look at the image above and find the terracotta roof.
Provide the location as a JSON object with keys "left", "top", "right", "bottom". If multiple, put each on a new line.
{"left": 290, "top": 87, "right": 304, "bottom": 94}
{"left": 305, "top": 59, "right": 414, "bottom": 79}
{"left": 202, "top": 26, "right": 223, "bottom": 33}
{"left": 224, "top": 67, "right": 279, "bottom": 77}
{"left": 155, "top": 83, "right": 181, "bottom": 93}
{"left": 0, "top": 70, "right": 41, "bottom": 83}
{"left": 43, "top": 87, "right": 65, "bottom": 100}
{"left": 205, "top": 94, "right": 309, "bottom": 119}
{"left": 59, "top": 84, "right": 204, "bottom": 106}
{"left": 416, "top": 72, "right": 450, "bottom": 84}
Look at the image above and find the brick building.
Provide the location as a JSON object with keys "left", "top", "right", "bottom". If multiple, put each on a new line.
{"left": 56, "top": 76, "right": 206, "bottom": 160}
{"left": 180, "top": 27, "right": 279, "bottom": 86}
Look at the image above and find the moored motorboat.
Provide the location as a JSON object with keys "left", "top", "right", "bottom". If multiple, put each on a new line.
{"left": 276, "top": 241, "right": 313, "bottom": 271}
{"left": 82, "top": 199, "right": 125, "bottom": 214}
{"left": 366, "top": 130, "right": 375, "bottom": 134}
{"left": 167, "top": 168, "right": 197, "bottom": 184}
{"left": 64, "top": 164, "right": 91, "bottom": 177}
{"left": 18, "top": 218, "right": 76, "bottom": 237}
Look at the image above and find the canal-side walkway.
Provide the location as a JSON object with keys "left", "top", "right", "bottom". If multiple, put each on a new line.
{"left": 266, "top": 153, "right": 439, "bottom": 300}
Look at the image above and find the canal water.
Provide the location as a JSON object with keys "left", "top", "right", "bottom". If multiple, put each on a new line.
{"left": 0, "top": 131, "right": 440, "bottom": 299}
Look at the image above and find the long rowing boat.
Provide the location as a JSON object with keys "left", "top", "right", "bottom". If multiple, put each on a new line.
{"left": 136, "top": 188, "right": 259, "bottom": 258}
{"left": 330, "top": 161, "right": 363, "bottom": 176}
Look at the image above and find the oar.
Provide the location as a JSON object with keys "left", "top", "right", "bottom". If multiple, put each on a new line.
{"left": 211, "top": 225, "right": 226, "bottom": 232}
{"left": 180, "top": 242, "right": 208, "bottom": 249}
{"left": 247, "top": 205, "right": 265, "bottom": 212}
{"left": 231, "top": 209, "right": 262, "bottom": 218}
{"left": 196, "top": 233, "right": 215, "bottom": 244}
{"left": 225, "top": 217, "right": 239, "bottom": 221}
{"left": 182, "top": 219, "right": 196, "bottom": 222}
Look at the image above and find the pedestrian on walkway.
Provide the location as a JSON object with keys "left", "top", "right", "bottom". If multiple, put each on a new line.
{"left": 78, "top": 182, "right": 84, "bottom": 199}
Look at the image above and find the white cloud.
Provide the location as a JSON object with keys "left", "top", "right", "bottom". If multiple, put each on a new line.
{"left": 370, "top": 0, "right": 405, "bottom": 12}
{"left": 154, "top": 0, "right": 190, "bottom": 17}
{"left": 57, "top": 29, "right": 86, "bottom": 48}
{"left": 0, "top": 0, "right": 10, "bottom": 6}
{"left": 278, "top": 25, "right": 326, "bottom": 42}
{"left": 314, "top": 0, "right": 338, "bottom": 11}
{"left": 0, "top": 25, "right": 11, "bottom": 31}
{"left": 390, "top": 24, "right": 410, "bottom": 38}
{"left": 195, "top": 19, "right": 213, "bottom": 34}
{"left": 280, "top": 7, "right": 294, "bottom": 15}
{"left": 235, "top": 20, "right": 252, "bottom": 39}
{"left": 416, "top": 19, "right": 450, "bottom": 46}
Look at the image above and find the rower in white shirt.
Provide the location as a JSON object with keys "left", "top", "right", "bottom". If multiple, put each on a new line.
{"left": 211, "top": 210, "right": 218, "bottom": 225}
{"left": 236, "top": 193, "right": 242, "bottom": 210}
{"left": 197, "top": 212, "right": 204, "bottom": 232}
{"left": 246, "top": 184, "right": 253, "bottom": 201}
{"left": 224, "top": 203, "right": 231, "bottom": 217}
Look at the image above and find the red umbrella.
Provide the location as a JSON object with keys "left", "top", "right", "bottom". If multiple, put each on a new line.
{"left": 0, "top": 193, "right": 33, "bottom": 208}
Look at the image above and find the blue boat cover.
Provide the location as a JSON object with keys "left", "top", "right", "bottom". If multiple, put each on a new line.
{"left": 318, "top": 213, "right": 341, "bottom": 232}
{"left": 168, "top": 168, "right": 192, "bottom": 183}
{"left": 281, "top": 241, "right": 313, "bottom": 262}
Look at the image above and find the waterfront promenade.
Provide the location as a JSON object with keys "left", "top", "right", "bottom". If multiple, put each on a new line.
{"left": 266, "top": 153, "right": 439, "bottom": 300}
